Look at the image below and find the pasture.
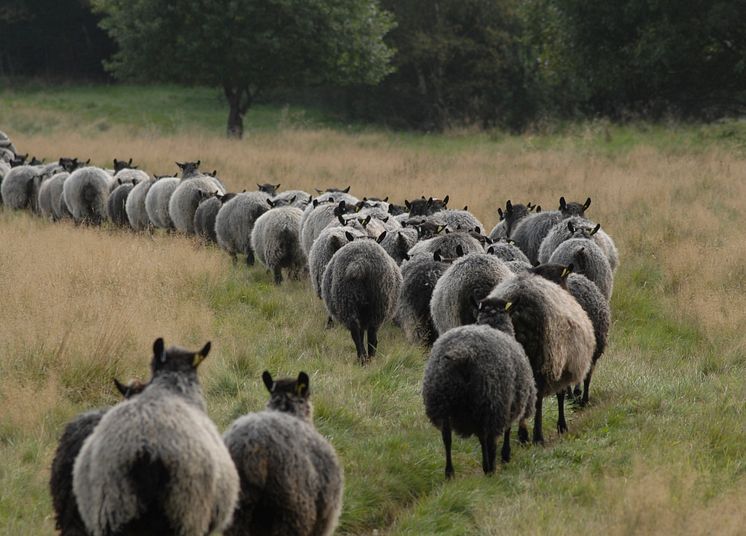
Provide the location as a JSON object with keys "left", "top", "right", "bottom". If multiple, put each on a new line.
{"left": 1, "top": 85, "right": 745, "bottom": 534}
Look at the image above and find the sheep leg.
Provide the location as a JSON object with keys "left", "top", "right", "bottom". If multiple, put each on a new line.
{"left": 557, "top": 392, "right": 568, "bottom": 434}
{"left": 367, "top": 327, "right": 378, "bottom": 358}
{"left": 582, "top": 364, "right": 595, "bottom": 406}
{"left": 326, "top": 316, "right": 334, "bottom": 329}
{"left": 533, "top": 396, "right": 544, "bottom": 445}
{"left": 479, "top": 431, "right": 497, "bottom": 474}
{"left": 246, "top": 248, "right": 255, "bottom": 266}
{"left": 501, "top": 428, "right": 511, "bottom": 463}
{"left": 517, "top": 419, "right": 530, "bottom": 444}
{"left": 230, "top": 252, "right": 238, "bottom": 265}
{"left": 442, "top": 420, "right": 454, "bottom": 479}
{"left": 350, "top": 323, "right": 367, "bottom": 364}
{"left": 273, "top": 266, "right": 283, "bottom": 285}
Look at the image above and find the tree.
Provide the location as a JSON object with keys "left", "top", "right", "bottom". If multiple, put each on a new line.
{"left": 92, "top": 0, "right": 395, "bottom": 137}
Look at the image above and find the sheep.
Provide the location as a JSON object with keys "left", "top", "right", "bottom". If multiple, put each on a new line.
{"left": 313, "top": 186, "right": 357, "bottom": 206}
{"left": 107, "top": 179, "right": 138, "bottom": 227}
{"left": 125, "top": 176, "right": 157, "bottom": 231}
{"left": 111, "top": 168, "right": 149, "bottom": 192}
{"left": 486, "top": 239, "right": 531, "bottom": 265}
{"left": 423, "top": 298, "right": 536, "bottom": 478}
{"left": 0, "top": 165, "right": 46, "bottom": 211}
{"left": 0, "top": 149, "right": 14, "bottom": 165}
{"left": 487, "top": 271, "right": 595, "bottom": 443}
{"left": 0, "top": 130, "right": 16, "bottom": 154}
{"left": 326, "top": 213, "right": 388, "bottom": 240}
{"left": 73, "top": 338, "right": 239, "bottom": 536}
{"left": 0, "top": 161, "right": 10, "bottom": 196}
{"left": 194, "top": 191, "right": 236, "bottom": 243}
{"left": 405, "top": 195, "right": 449, "bottom": 216}
{"left": 145, "top": 176, "right": 181, "bottom": 229}
{"left": 438, "top": 209, "right": 484, "bottom": 234}
{"left": 529, "top": 264, "right": 610, "bottom": 406}
{"left": 271, "top": 189, "right": 311, "bottom": 209}
{"left": 169, "top": 175, "right": 226, "bottom": 234}
{"left": 321, "top": 232, "right": 402, "bottom": 363}
{"left": 511, "top": 196, "right": 591, "bottom": 265}
{"left": 379, "top": 227, "right": 419, "bottom": 264}
{"left": 62, "top": 167, "right": 111, "bottom": 224}
{"left": 216, "top": 191, "right": 271, "bottom": 265}
{"left": 175, "top": 160, "right": 203, "bottom": 178}
{"left": 430, "top": 253, "right": 513, "bottom": 337}
{"left": 488, "top": 200, "right": 537, "bottom": 240}
{"left": 538, "top": 217, "right": 619, "bottom": 272}
{"left": 397, "top": 250, "right": 452, "bottom": 346}
{"left": 300, "top": 200, "right": 345, "bottom": 256}
{"left": 257, "top": 182, "right": 281, "bottom": 195}
{"left": 37, "top": 172, "right": 66, "bottom": 220}
{"left": 223, "top": 371, "right": 344, "bottom": 536}
{"left": 407, "top": 231, "right": 484, "bottom": 260}
{"left": 548, "top": 238, "right": 614, "bottom": 300}
{"left": 50, "top": 379, "right": 147, "bottom": 536}
{"left": 251, "top": 206, "right": 306, "bottom": 284}
{"left": 112, "top": 158, "right": 137, "bottom": 174}
{"left": 308, "top": 226, "right": 365, "bottom": 298}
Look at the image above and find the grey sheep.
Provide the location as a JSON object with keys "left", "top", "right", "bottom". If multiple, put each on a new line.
{"left": 430, "top": 253, "right": 513, "bottom": 336}
{"left": 73, "top": 338, "right": 239, "bottom": 536}
{"left": 380, "top": 228, "right": 419, "bottom": 265}
{"left": 548, "top": 238, "right": 614, "bottom": 300}
{"left": 1, "top": 165, "right": 46, "bottom": 211}
{"left": 0, "top": 129, "right": 16, "bottom": 154}
{"left": 50, "top": 379, "right": 147, "bottom": 536}
{"left": 37, "top": 172, "right": 68, "bottom": 220}
{"left": 538, "top": 217, "right": 619, "bottom": 272}
{"left": 313, "top": 186, "right": 357, "bottom": 205}
{"left": 530, "top": 264, "right": 610, "bottom": 406}
{"left": 216, "top": 191, "right": 271, "bottom": 265}
{"left": 397, "top": 250, "right": 452, "bottom": 346}
{"left": 407, "top": 231, "right": 484, "bottom": 260}
{"left": 511, "top": 197, "right": 591, "bottom": 265}
{"left": 423, "top": 298, "right": 536, "bottom": 477}
{"left": 62, "top": 167, "right": 112, "bottom": 224}
{"left": 487, "top": 271, "right": 594, "bottom": 443}
{"left": 126, "top": 176, "right": 157, "bottom": 231}
{"left": 308, "top": 226, "right": 365, "bottom": 299}
{"left": 322, "top": 233, "right": 402, "bottom": 363}
{"left": 169, "top": 176, "right": 226, "bottom": 234}
{"left": 300, "top": 201, "right": 343, "bottom": 256}
{"left": 326, "top": 213, "right": 388, "bottom": 240}
{"left": 194, "top": 191, "right": 236, "bottom": 243}
{"left": 405, "top": 195, "right": 449, "bottom": 216}
{"left": 111, "top": 168, "right": 149, "bottom": 192}
{"left": 272, "top": 189, "right": 311, "bottom": 209}
{"left": 223, "top": 371, "right": 344, "bottom": 536}
{"left": 145, "top": 176, "right": 181, "bottom": 229}
{"left": 488, "top": 200, "right": 537, "bottom": 241}
{"left": 107, "top": 179, "right": 138, "bottom": 227}
{"left": 486, "top": 239, "right": 531, "bottom": 265}
{"left": 438, "top": 209, "right": 484, "bottom": 234}
{"left": 251, "top": 206, "right": 307, "bottom": 284}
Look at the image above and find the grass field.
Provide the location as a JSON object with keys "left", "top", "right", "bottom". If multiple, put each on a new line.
{"left": 1, "top": 84, "right": 745, "bottom": 535}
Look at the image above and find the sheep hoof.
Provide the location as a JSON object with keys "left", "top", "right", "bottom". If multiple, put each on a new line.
{"left": 445, "top": 468, "right": 454, "bottom": 480}
{"left": 557, "top": 422, "right": 568, "bottom": 434}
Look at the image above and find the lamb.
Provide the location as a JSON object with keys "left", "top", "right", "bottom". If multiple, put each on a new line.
{"left": 107, "top": 179, "right": 138, "bottom": 227}
{"left": 529, "top": 264, "right": 610, "bottom": 406}
{"left": 308, "top": 226, "right": 366, "bottom": 299}
{"left": 251, "top": 206, "right": 306, "bottom": 284}
{"left": 215, "top": 191, "right": 271, "bottom": 265}
{"left": 1, "top": 165, "right": 46, "bottom": 211}
{"left": 144, "top": 176, "right": 181, "bottom": 229}
{"left": 194, "top": 191, "right": 236, "bottom": 243}
{"left": 423, "top": 298, "right": 536, "bottom": 478}
{"left": 488, "top": 200, "right": 537, "bottom": 241}
{"left": 126, "top": 176, "right": 157, "bottom": 231}
{"left": 73, "top": 338, "right": 239, "bottom": 536}
{"left": 407, "top": 231, "right": 484, "bottom": 261}
{"left": 548, "top": 238, "right": 614, "bottom": 300}
{"left": 537, "top": 217, "right": 619, "bottom": 272}
{"left": 397, "top": 250, "right": 452, "bottom": 346}
{"left": 50, "top": 379, "right": 147, "bottom": 536}
{"left": 62, "top": 167, "right": 112, "bottom": 224}
{"left": 511, "top": 196, "right": 591, "bottom": 265}
{"left": 223, "top": 371, "right": 344, "bottom": 536}
{"left": 487, "top": 271, "right": 595, "bottom": 443}
{"left": 321, "top": 233, "right": 402, "bottom": 363}
{"left": 430, "top": 253, "right": 513, "bottom": 336}
{"left": 169, "top": 175, "right": 226, "bottom": 234}
{"left": 379, "top": 228, "right": 419, "bottom": 264}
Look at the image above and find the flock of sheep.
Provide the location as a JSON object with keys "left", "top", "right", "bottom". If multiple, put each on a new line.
{"left": 0, "top": 130, "right": 619, "bottom": 535}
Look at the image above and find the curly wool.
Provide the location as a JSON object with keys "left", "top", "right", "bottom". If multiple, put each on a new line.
{"left": 1, "top": 165, "right": 44, "bottom": 211}
{"left": 126, "top": 177, "right": 156, "bottom": 231}
{"left": 251, "top": 206, "right": 306, "bottom": 283}
{"left": 548, "top": 238, "right": 614, "bottom": 300}
{"left": 379, "top": 228, "right": 418, "bottom": 265}
{"left": 215, "top": 191, "right": 271, "bottom": 260}
{"left": 38, "top": 172, "right": 68, "bottom": 220}
{"left": 62, "top": 167, "right": 111, "bottom": 224}
{"left": 107, "top": 182, "right": 136, "bottom": 227}
{"left": 537, "top": 216, "right": 618, "bottom": 271}
{"left": 308, "top": 226, "right": 365, "bottom": 298}
{"left": 397, "top": 253, "right": 450, "bottom": 346}
{"left": 169, "top": 176, "right": 225, "bottom": 234}
{"left": 407, "top": 232, "right": 484, "bottom": 260}
{"left": 145, "top": 177, "right": 180, "bottom": 229}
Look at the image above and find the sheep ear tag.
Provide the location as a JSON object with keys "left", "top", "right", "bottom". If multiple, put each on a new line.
{"left": 504, "top": 301, "right": 513, "bottom": 312}
{"left": 561, "top": 266, "right": 572, "bottom": 279}
{"left": 192, "top": 353, "right": 205, "bottom": 368}
{"left": 295, "top": 383, "right": 306, "bottom": 396}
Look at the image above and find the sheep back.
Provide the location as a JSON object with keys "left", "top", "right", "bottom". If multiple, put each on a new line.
{"left": 380, "top": 228, "right": 418, "bottom": 265}
{"left": 308, "top": 227, "right": 364, "bottom": 298}
{"left": 193, "top": 195, "right": 222, "bottom": 242}
{"left": 63, "top": 167, "right": 111, "bottom": 224}
{"left": 1, "top": 165, "right": 41, "bottom": 210}
{"left": 126, "top": 177, "right": 156, "bottom": 231}
{"left": 169, "top": 177, "right": 226, "bottom": 234}
{"left": 567, "top": 273, "right": 610, "bottom": 364}
{"left": 397, "top": 254, "right": 449, "bottom": 345}
{"left": 107, "top": 182, "right": 135, "bottom": 227}
{"left": 144, "top": 177, "right": 180, "bottom": 229}
{"left": 215, "top": 191, "right": 270, "bottom": 256}
{"left": 407, "top": 232, "right": 484, "bottom": 259}
{"left": 548, "top": 238, "right": 614, "bottom": 300}
{"left": 537, "top": 216, "right": 618, "bottom": 271}
{"left": 251, "top": 206, "right": 306, "bottom": 275}
{"left": 301, "top": 203, "right": 342, "bottom": 256}
{"left": 511, "top": 211, "right": 563, "bottom": 265}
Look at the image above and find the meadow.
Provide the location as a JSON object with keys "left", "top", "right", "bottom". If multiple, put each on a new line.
{"left": 1, "top": 84, "right": 745, "bottom": 535}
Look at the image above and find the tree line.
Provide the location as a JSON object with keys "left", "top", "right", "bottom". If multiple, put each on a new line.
{"left": 2, "top": 0, "right": 745, "bottom": 135}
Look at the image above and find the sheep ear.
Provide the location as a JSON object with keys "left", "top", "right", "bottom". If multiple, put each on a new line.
{"left": 405, "top": 200, "right": 411, "bottom": 209}
{"left": 506, "top": 200, "right": 513, "bottom": 211}
{"left": 296, "top": 372, "right": 309, "bottom": 396}
{"left": 132, "top": 179, "right": 138, "bottom": 186}
{"left": 591, "top": 223, "right": 600, "bottom": 235}
{"left": 443, "top": 195, "right": 449, "bottom": 205}
{"left": 153, "top": 338, "right": 166, "bottom": 363}
{"left": 343, "top": 186, "right": 350, "bottom": 193}
{"left": 456, "top": 245, "right": 464, "bottom": 257}
{"left": 402, "top": 253, "right": 410, "bottom": 261}
{"left": 315, "top": 188, "right": 323, "bottom": 194}
{"left": 289, "top": 195, "right": 296, "bottom": 203}
{"left": 433, "top": 250, "right": 442, "bottom": 262}
{"left": 337, "top": 215, "right": 345, "bottom": 225}
{"left": 377, "top": 231, "right": 387, "bottom": 244}
{"left": 436, "top": 225, "right": 445, "bottom": 234}
{"left": 345, "top": 231, "right": 355, "bottom": 242}
{"left": 474, "top": 226, "right": 481, "bottom": 234}
{"left": 262, "top": 371, "right": 275, "bottom": 392}
{"left": 383, "top": 196, "right": 388, "bottom": 202}
{"left": 583, "top": 197, "right": 591, "bottom": 210}
{"left": 536, "top": 205, "right": 542, "bottom": 213}
{"left": 176, "top": 162, "right": 184, "bottom": 168}
{"left": 463, "top": 205, "right": 468, "bottom": 211}
{"left": 267, "top": 199, "right": 275, "bottom": 207}
{"left": 275, "top": 183, "right": 281, "bottom": 190}
{"left": 497, "top": 207, "right": 504, "bottom": 220}
{"left": 313, "top": 199, "right": 319, "bottom": 207}
{"left": 567, "top": 221, "right": 575, "bottom": 233}
{"left": 193, "top": 341, "right": 211, "bottom": 368}
{"left": 196, "top": 160, "right": 200, "bottom": 166}
{"left": 113, "top": 378, "right": 128, "bottom": 397}
{"left": 561, "top": 264, "right": 573, "bottom": 278}
{"left": 117, "top": 178, "right": 122, "bottom": 185}
{"left": 559, "top": 196, "right": 566, "bottom": 210}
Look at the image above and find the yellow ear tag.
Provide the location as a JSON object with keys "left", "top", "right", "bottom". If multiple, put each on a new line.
{"left": 561, "top": 267, "right": 571, "bottom": 278}
{"left": 504, "top": 301, "right": 513, "bottom": 312}
{"left": 296, "top": 383, "right": 306, "bottom": 395}
{"left": 193, "top": 354, "right": 204, "bottom": 368}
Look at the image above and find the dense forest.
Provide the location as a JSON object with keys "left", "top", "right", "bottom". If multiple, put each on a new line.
{"left": 2, "top": 0, "right": 745, "bottom": 131}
